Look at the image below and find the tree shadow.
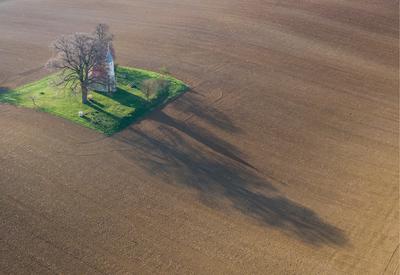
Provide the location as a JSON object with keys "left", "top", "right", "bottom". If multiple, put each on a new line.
{"left": 87, "top": 101, "right": 120, "bottom": 120}
{"left": 172, "top": 93, "right": 241, "bottom": 133}
{"left": 0, "top": 87, "right": 10, "bottom": 94}
{"left": 113, "top": 92, "right": 348, "bottom": 247}
{"left": 150, "top": 111, "right": 255, "bottom": 170}
{"left": 89, "top": 98, "right": 105, "bottom": 108}
{"left": 0, "top": 87, "right": 24, "bottom": 105}
{"left": 100, "top": 87, "right": 147, "bottom": 109}
{"left": 89, "top": 88, "right": 150, "bottom": 134}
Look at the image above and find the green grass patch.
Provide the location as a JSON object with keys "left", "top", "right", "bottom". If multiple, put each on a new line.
{"left": 0, "top": 66, "right": 188, "bottom": 135}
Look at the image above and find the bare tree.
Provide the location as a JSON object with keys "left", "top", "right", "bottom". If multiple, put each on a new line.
{"left": 95, "top": 24, "right": 114, "bottom": 57}
{"left": 46, "top": 24, "right": 114, "bottom": 104}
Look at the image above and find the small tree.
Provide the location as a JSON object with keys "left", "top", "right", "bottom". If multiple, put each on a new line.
{"left": 46, "top": 24, "right": 114, "bottom": 104}
{"left": 159, "top": 66, "right": 170, "bottom": 76}
{"left": 141, "top": 79, "right": 154, "bottom": 100}
{"left": 141, "top": 79, "right": 169, "bottom": 101}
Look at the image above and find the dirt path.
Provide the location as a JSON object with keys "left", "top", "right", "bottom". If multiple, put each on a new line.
{"left": 0, "top": 0, "right": 398, "bottom": 274}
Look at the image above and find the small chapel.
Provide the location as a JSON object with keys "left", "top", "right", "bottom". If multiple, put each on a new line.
{"left": 90, "top": 45, "right": 116, "bottom": 92}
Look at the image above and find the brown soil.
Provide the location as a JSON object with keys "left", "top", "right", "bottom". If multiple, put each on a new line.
{"left": 0, "top": 0, "right": 398, "bottom": 274}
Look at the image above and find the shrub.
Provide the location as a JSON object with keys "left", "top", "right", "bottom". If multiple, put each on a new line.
{"left": 141, "top": 78, "right": 170, "bottom": 101}
{"left": 159, "top": 66, "right": 170, "bottom": 75}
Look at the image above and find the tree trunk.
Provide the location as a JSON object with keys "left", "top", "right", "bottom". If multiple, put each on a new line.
{"left": 81, "top": 85, "right": 88, "bottom": 104}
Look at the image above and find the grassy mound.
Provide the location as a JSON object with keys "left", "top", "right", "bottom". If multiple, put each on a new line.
{"left": 0, "top": 66, "right": 188, "bottom": 135}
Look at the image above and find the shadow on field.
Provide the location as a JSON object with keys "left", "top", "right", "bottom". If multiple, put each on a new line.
{"left": 171, "top": 94, "right": 241, "bottom": 133}
{"left": 0, "top": 87, "right": 10, "bottom": 94}
{"left": 114, "top": 92, "right": 348, "bottom": 247}
{"left": 102, "top": 87, "right": 147, "bottom": 108}
{"left": 0, "top": 87, "right": 22, "bottom": 105}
